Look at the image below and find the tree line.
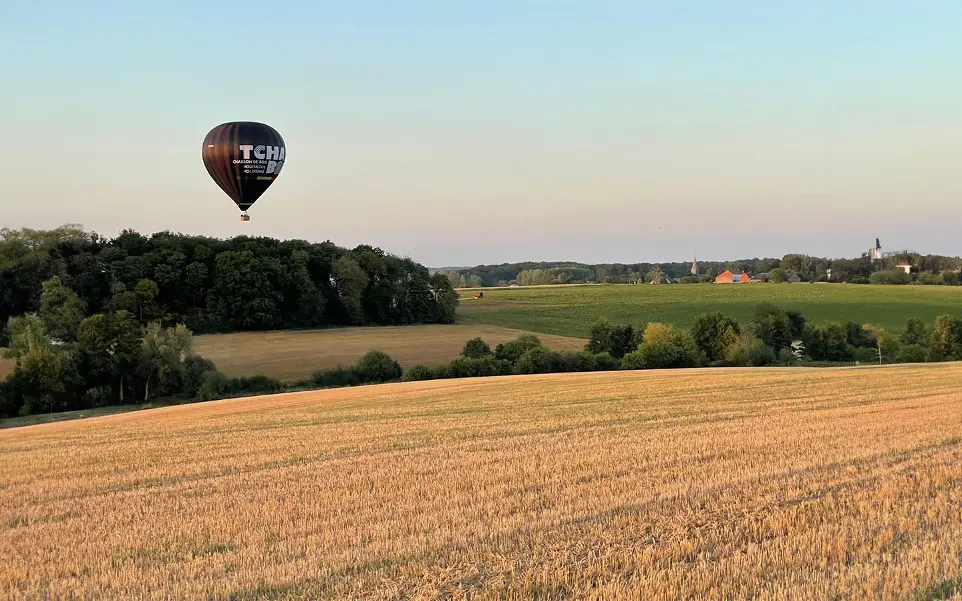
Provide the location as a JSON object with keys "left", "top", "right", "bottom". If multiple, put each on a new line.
{"left": 403, "top": 303, "right": 962, "bottom": 381}
{"left": 0, "top": 225, "right": 459, "bottom": 344}
{"left": 8, "top": 298, "right": 959, "bottom": 419}
{"left": 440, "top": 253, "right": 962, "bottom": 287}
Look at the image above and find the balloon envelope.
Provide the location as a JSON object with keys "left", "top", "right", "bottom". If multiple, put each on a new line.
{"left": 202, "top": 121, "right": 286, "bottom": 212}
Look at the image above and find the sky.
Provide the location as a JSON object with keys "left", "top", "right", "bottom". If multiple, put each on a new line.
{"left": 2, "top": 1, "right": 961, "bottom": 267}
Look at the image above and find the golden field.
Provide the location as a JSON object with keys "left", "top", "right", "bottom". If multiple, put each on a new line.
{"left": 2, "top": 365, "right": 962, "bottom": 600}
{"left": 193, "top": 324, "right": 587, "bottom": 380}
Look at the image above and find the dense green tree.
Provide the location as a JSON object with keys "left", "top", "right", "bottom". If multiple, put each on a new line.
{"left": 690, "top": 312, "right": 739, "bottom": 362}
{"left": 622, "top": 327, "right": 700, "bottom": 370}
{"left": 585, "top": 318, "right": 639, "bottom": 359}
{"left": 516, "top": 346, "right": 558, "bottom": 374}
{"left": 76, "top": 310, "right": 143, "bottom": 404}
{"left": 354, "top": 350, "right": 402, "bottom": 383}
{"left": 931, "top": 315, "right": 962, "bottom": 361}
{"left": 38, "top": 276, "right": 86, "bottom": 343}
{"left": 901, "top": 318, "right": 930, "bottom": 346}
{"left": 428, "top": 273, "right": 459, "bottom": 324}
{"left": 723, "top": 332, "right": 776, "bottom": 366}
{"left": 139, "top": 322, "right": 193, "bottom": 401}
{"left": 749, "top": 303, "right": 794, "bottom": 353}
{"left": 4, "top": 313, "right": 79, "bottom": 414}
{"left": 332, "top": 255, "right": 369, "bottom": 325}
{"left": 461, "top": 337, "right": 493, "bottom": 359}
{"left": 494, "top": 334, "right": 543, "bottom": 364}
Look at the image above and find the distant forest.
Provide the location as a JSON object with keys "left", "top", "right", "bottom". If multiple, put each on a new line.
{"left": 434, "top": 252, "right": 962, "bottom": 288}
{"left": 0, "top": 225, "right": 459, "bottom": 342}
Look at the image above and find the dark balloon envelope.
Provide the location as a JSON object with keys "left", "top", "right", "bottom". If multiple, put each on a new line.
{"left": 202, "top": 121, "right": 286, "bottom": 220}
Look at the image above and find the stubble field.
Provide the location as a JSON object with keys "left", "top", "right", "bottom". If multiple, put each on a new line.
{"left": 456, "top": 283, "right": 962, "bottom": 338}
{"left": 2, "top": 363, "right": 962, "bottom": 600}
{"left": 192, "top": 324, "right": 586, "bottom": 380}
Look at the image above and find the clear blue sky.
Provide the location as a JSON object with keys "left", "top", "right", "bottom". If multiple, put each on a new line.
{"left": 2, "top": 1, "right": 960, "bottom": 266}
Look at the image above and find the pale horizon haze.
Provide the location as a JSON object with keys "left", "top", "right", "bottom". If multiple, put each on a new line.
{"left": 2, "top": 1, "right": 960, "bottom": 267}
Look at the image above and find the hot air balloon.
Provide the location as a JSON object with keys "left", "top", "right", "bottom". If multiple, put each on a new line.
{"left": 202, "top": 121, "right": 286, "bottom": 221}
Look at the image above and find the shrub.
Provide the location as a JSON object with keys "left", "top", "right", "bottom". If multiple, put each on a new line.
{"left": 197, "top": 370, "right": 227, "bottom": 401}
{"left": 402, "top": 364, "right": 436, "bottom": 382}
{"left": 448, "top": 356, "right": 513, "bottom": 378}
{"left": 81, "top": 386, "right": 113, "bottom": 408}
{"left": 182, "top": 355, "right": 219, "bottom": 398}
{"left": 853, "top": 347, "right": 880, "bottom": 364}
{"left": 592, "top": 352, "right": 621, "bottom": 371}
{"left": 516, "top": 346, "right": 559, "bottom": 374}
{"left": 585, "top": 318, "right": 639, "bottom": 359}
{"left": 776, "top": 347, "right": 797, "bottom": 365}
{"left": 619, "top": 349, "right": 647, "bottom": 370}
{"left": 430, "top": 364, "right": 452, "bottom": 379}
{"left": 724, "top": 334, "right": 776, "bottom": 367}
{"left": 895, "top": 344, "right": 926, "bottom": 363}
{"left": 354, "top": 350, "right": 402, "bottom": 383}
{"left": 221, "top": 375, "right": 284, "bottom": 396}
{"left": 622, "top": 331, "right": 700, "bottom": 370}
{"left": 494, "top": 334, "right": 543, "bottom": 364}
{"left": 311, "top": 366, "right": 359, "bottom": 388}
{"left": 870, "top": 270, "right": 911, "bottom": 285}
{"left": 553, "top": 350, "right": 598, "bottom": 373}
{"left": 552, "top": 350, "right": 581, "bottom": 373}
{"left": 461, "top": 337, "right": 492, "bottom": 359}
{"left": 845, "top": 322, "right": 875, "bottom": 348}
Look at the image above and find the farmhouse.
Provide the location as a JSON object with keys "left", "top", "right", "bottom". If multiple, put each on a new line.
{"left": 714, "top": 270, "right": 750, "bottom": 284}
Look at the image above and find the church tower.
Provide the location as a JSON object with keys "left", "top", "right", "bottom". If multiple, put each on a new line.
{"left": 690, "top": 254, "right": 698, "bottom": 276}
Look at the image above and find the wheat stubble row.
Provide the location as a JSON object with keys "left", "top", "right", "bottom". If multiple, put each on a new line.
{"left": 2, "top": 365, "right": 961, "bottom": 600}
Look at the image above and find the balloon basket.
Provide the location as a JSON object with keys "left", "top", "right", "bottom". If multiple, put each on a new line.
{"left": 240, "top": 213, "right": 250, "bottom": 222}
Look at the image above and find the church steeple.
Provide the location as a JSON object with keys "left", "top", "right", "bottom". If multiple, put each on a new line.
{"left": 690, "top": 254, "right": 698, "bottom": 276}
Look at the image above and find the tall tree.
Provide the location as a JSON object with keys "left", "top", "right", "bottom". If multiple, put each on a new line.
{"left": 333, "top": 255, "right": 369, "bottom": 325}
{"left": 4, "top": 314, "right": 78, "bottom": 414}
{"left": 429, "top": 273, "right": 459, "bottom": 324}
{"left": 38, "top": 276, "right": 86, "bottom": 343}
{"left": 139, "top": 322, "right": 193, "bottom": 401}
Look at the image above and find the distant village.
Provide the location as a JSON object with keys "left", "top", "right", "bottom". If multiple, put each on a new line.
{"left": 669, "top": 238, "right": 914, "bottom": 285}
{"left": 437, "top": 237, "right": 957, "bottom": 288}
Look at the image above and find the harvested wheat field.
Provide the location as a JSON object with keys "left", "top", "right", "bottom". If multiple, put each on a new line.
{"left": 3, "top": 365, "right": 962, "bottom": 600}
{"left": 193, "top": 324, "right": 586, "bottom": 380}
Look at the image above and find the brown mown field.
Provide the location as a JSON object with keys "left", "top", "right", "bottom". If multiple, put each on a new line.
{"left": 2, "top": 365, "right": 962, "bottom": 600}
{"left": 192, "top": 324, "right": 587, "bottom": 380}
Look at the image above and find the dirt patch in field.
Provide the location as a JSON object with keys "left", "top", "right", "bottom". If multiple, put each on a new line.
{"left": 193, "top": 324, "right": 587, "bottom": 381}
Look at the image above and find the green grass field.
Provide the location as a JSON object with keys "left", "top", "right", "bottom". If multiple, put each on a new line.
{"left": 457, "top": 283, "right": 962, "bottom": 338}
